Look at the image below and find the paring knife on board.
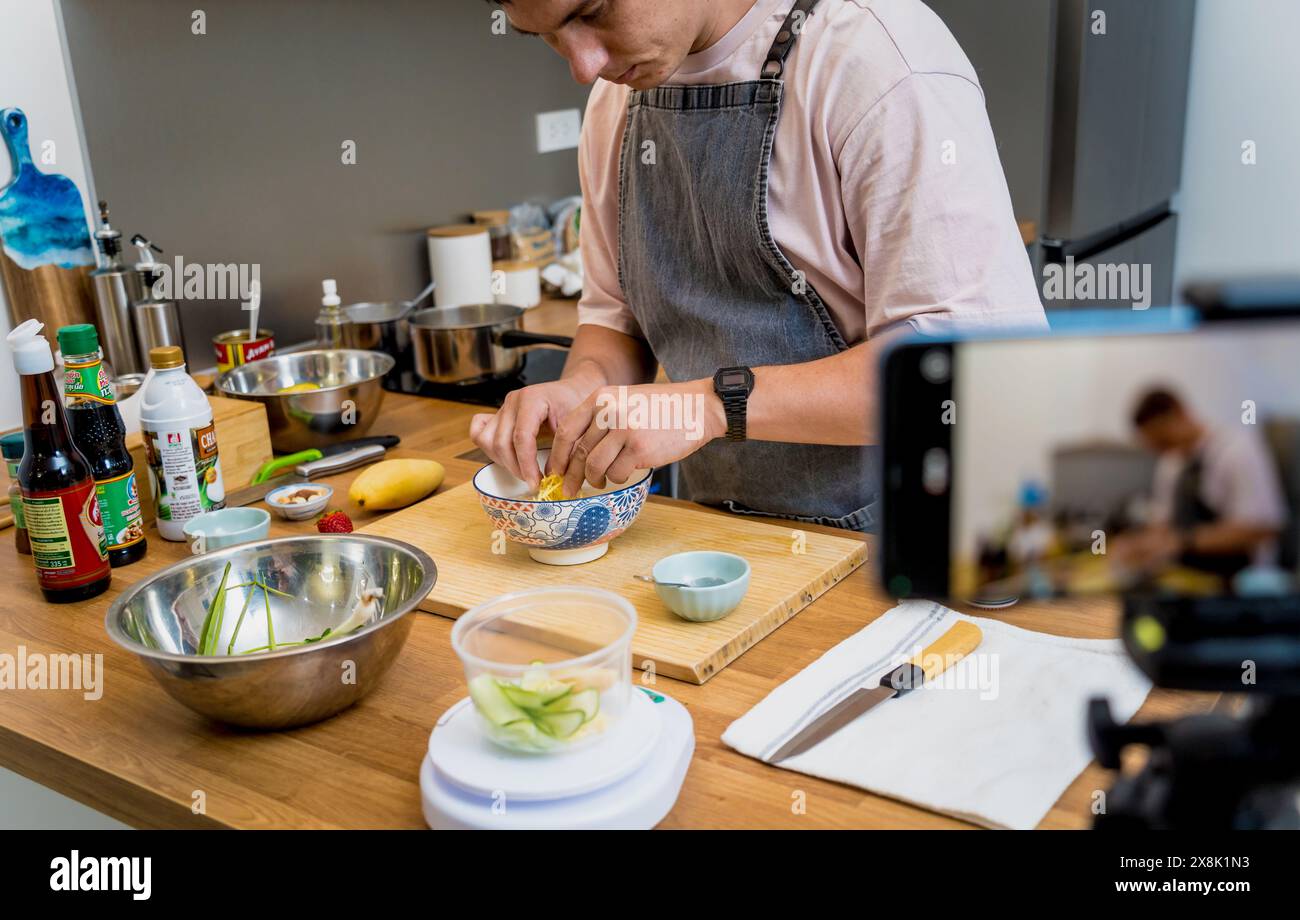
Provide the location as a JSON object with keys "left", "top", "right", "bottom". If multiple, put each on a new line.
{"left": 767, "top": 620, "right": 984, "bottom": 764}
{"left": 227, "top": 443, "right": 388, "bottom": 508}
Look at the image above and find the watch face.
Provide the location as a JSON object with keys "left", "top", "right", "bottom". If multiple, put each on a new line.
{"left": 721, "top": 371, "right": 748, "bottom": 389}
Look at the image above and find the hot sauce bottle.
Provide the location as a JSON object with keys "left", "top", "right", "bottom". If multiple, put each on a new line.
{"left": 5, "top": 319, "right": 110, "bottom": 602}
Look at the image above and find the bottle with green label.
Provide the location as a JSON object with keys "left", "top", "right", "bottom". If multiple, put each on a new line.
{"left": 57, "top": 324, "right": 147, "bottom": 567}
{"left": 1, "top": 432, "right": 30, "bottom": 555}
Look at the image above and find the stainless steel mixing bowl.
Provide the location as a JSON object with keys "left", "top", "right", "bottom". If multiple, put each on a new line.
{"left": 105, "top": 535, "right": 436, "bottom": 729}
{"left": 216, "top": 349, "right": 395, "bottom": 453}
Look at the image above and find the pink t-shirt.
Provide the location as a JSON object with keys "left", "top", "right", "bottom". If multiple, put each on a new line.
{"left": 577, "top": 0, "right": 1046, "bottom": 343}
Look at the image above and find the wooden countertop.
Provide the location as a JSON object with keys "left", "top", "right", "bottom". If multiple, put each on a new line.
{"left": 0, "top": 298, "right": 1210, "bottom": 829}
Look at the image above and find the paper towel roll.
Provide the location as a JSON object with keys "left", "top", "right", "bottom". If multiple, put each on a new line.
{"left": 492, "top": 260, "right": 542, "bottom": 309}
{"left": 427, "top": 225, "right": 493, "bottom": 308}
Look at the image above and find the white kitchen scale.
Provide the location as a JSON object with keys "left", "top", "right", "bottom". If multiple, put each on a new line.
{"left": 421, "top": 687, "right": 694, "bottom": 830}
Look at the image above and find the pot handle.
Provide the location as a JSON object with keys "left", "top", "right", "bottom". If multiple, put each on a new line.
{"left": 497, "top": 330, "right": 575, "bottom": 349}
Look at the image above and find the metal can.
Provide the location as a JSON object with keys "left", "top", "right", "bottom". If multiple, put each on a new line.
{"left": 213, "top": 329, "right": 275, "bottom": 374}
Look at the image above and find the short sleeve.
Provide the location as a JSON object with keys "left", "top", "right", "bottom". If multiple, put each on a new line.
{"left": 575, "top": 81, "right": 645, "bottom": 340}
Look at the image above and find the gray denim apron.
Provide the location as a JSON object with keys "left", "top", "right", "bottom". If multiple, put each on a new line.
{"left": 618, "top": 0, "right": 878, "bottom": 531}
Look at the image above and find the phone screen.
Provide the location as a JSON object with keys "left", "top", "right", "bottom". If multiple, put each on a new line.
{"left": 882, "top": 320, "right": 1300, "bottom": 601}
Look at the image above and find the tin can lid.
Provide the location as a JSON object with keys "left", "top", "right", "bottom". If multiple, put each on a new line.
{"left": 0, "top": 431, "right": 24, "bottom": 460}
{"left": 149, "top": 345, "right": 185, "bottom": 369}
{"left": 57, "top": 323, "right": 100, "bottom": 358}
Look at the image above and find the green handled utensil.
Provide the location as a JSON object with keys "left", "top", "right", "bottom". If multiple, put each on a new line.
{"left": 248, "top": 435, "right": 401, "bottom": 484}
{"left": 251, "top": 450, "right": 320, "bottom": 484}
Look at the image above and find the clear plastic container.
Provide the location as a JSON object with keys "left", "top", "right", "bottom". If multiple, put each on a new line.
{"left": 451, "top": 587, "right": 636, "bottom": 754}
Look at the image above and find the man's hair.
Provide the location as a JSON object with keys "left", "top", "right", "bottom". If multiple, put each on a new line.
{"left": 1132, "top": 387, "right": 1185, "bottom": 428}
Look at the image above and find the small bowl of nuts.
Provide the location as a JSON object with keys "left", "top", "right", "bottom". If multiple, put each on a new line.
{"left": 265, "top": 483, "right": 334, "bottom": 521}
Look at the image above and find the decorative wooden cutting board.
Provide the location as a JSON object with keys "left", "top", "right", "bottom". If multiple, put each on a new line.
{"left": 359, "top": 480, "right": 868, "bottom": 683}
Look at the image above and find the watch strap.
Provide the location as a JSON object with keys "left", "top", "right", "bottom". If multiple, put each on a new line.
{"left": 722, "top": 391, "right": 747, "bottom": 441}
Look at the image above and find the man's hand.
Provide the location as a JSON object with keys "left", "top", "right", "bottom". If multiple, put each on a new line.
{"left": 470, "top": 375, "right": 598, "bottom": 492}
{"left": 548, "top": 379, "right": 727, "bottom": 497}
{"left": 468, "top": 325, "right": 660, "bottom": 491}
{"left": 1112, "top": 524, "right": 1183, "bottom": 572}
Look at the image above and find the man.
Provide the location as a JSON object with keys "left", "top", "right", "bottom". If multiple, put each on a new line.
{"left": 471, "top": 0, "right": 1045, "bottom": 530}
{"left": 1120, "top": 388, "right": 1287, "bottom": 579}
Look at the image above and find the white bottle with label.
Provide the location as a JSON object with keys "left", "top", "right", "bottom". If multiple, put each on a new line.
{"left": 138, "top": 346, "right": 226, "bottom": 541}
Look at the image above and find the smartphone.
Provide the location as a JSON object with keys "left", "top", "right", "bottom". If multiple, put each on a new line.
{"left": 881, "top": 319, "right": 1300, "bottom": 602}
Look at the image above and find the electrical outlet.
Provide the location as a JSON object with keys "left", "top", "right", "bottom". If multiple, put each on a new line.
{"left": 536, "top": 109, "right": 582, "bottom": 154}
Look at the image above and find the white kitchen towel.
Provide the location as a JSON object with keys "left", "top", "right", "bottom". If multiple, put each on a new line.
{"left": 721, "top": 600, "right": 1152, "bottom": 829}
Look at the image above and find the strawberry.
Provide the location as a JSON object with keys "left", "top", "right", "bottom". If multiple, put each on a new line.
{"left": 316, "top": 510, "right": 354, "bottom": 534}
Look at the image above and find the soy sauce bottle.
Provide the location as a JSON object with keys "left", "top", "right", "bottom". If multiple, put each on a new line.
{"left": 58, "top": 324, "right": 146, "bottom": 567}
{"left": 5, "top": 320, "right": 110, "bottom": 602}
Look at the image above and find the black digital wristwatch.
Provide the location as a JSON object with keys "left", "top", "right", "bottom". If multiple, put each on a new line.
{"left": 713, "top": 366, "right": 755, "bottom": 442}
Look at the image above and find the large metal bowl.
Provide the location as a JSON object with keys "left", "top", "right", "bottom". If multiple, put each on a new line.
{"left": 216, "top": 349, "right": 395, "bottom": 453}
{"left": 105, "top": 535, "right": 436, "bottom": 729}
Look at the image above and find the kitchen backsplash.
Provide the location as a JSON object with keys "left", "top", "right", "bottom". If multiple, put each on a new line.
{"left": 61, "top": 0, "right": 590, "bottom": 363}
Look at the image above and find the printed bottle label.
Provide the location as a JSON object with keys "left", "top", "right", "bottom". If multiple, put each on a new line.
{"left": 142, "top": 423, "right": 225, "bottom": 526}
{"left": 95, "top": 470, "right": 145, "bottom": 550}
{"left": 63, "top": 359, "right": 116, "bottom": 405}
{"left": 6, "top": 459, "right": 25, "bottom": 530}
{"left": 22, "top": 480, "right": 109, "bottom": 589}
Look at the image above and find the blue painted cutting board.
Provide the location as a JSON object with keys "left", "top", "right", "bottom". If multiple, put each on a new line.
{"left": 0, "top": 106, "right": 94, "bottom": 271}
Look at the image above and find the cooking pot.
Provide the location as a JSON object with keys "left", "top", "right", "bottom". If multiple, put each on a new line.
{"left": 343, "top": 301, "right": 414, "bottom": 386}
{"left": 409, "top": 303, "right": 573, "bottom": 385}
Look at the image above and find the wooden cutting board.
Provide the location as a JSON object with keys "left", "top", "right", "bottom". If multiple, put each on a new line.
{"left": 359, "top": 480, "right": 868, "bottom": 683}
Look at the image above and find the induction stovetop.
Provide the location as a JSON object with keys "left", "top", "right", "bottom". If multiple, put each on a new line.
{"left": 385, "top": 348, "right": 569, "bottom": 408}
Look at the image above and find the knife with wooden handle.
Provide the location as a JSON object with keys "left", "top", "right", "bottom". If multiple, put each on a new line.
{"left": 767, "top": 620, "right": 984, "bottom": 764}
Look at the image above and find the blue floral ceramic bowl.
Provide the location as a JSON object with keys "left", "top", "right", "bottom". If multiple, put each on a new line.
{"left": 473, "top": 449, "right": 653, "bottom": 565}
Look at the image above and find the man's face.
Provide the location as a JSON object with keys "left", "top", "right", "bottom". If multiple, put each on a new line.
{"left": 1137, "top": 411, "right": 1195, "bottom": 455}
{"left": 503, "top": 0, "right": 699, "bottom": 89}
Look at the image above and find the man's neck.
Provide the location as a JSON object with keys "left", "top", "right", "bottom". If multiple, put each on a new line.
{"left": 1183, "top": 422, "right": 1210, "bottom": 457}
{"left": 691, "top": 0, "right": 761, "bottom": 54}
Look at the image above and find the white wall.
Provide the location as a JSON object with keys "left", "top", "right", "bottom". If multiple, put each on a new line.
{"left": 1174, "top": 0, "right": 1300, "bottom": 286}
{"left": 954, "top": 325, "right": 1300, "bottom": 559}
{"left": 0, "top": 0, "right": 96, "bottom": 430}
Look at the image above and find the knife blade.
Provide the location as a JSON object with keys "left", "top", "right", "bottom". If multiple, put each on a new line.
{"left": 767, "top": 620, "right": 983, "bottom": 764}
{"left": 227, "top": 443, "right": 388, "bottom": 507}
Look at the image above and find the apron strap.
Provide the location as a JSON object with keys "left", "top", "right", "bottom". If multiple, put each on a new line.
{"left": 761, "top": 0, "right": 822, "bottom": 79}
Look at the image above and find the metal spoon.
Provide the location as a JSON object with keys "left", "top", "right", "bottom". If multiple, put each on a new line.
{"left": 633, "top": 573, "right": 728, "bottom": 589}
{"left": 404, "top": 280, "right": 436, "bottom": 310}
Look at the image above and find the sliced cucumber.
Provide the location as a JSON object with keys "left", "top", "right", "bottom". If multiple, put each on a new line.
{"left": 501, "top": 681, "right": 572, "bottom": 711}
{"left": 520, "top": 666, "right": 549, "bottom": 692}
{"left": 471, "top": 672, "right": 603, "bottom": 750}
{"left": 536, "top": 709, "right": 586, "bottom": 739}
{"left": 469, "top": 674, "right": 528, "bottom": 726}
{"left": 544, "top": 687, "right": 599, "bottom": 723}
{"left": 495, "top": 718, "right": 547, "bottom": 750}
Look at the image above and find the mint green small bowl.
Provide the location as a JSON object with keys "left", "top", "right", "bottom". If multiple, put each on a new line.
{"left": 652, "top": 551, "right": 750, "bottom": 623}
{"left": 183, "top": 507, "right": 271, "bottom": 552}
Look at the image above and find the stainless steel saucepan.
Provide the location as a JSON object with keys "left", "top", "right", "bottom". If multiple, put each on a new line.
{"left": 409, "top": 303, "right": 573, "bottom": 385}
{"left": 341, "top": 281, "right": 435, "bottom": 388}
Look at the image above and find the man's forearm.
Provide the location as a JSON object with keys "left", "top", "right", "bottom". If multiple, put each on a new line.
{"left": 562, "top": 323, "right": 659, "bottom": 394}
{"left": 1186, "top": 522, "right": 1280, "bottom": 557}
{"left": 682, "top": 338, "right": 893, "bottom": 447}
{"left": 750, "top": 343, "right": 876, "bottom": 445}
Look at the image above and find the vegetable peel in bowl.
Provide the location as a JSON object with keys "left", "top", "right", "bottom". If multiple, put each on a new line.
{"left": 468, "top": 664, "right": 617, "bottom": 753}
